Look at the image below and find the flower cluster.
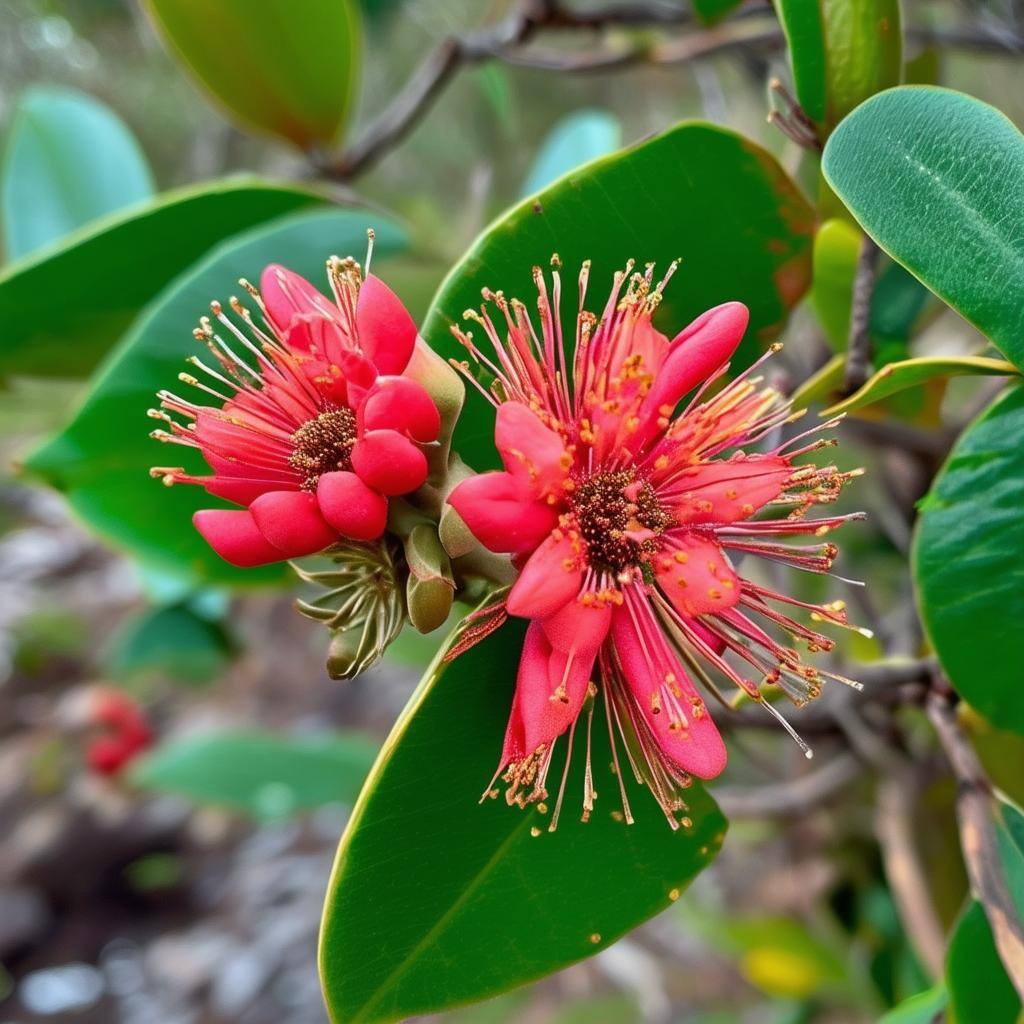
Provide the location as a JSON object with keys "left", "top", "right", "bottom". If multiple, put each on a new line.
{"left": 150, "top": 251, "right": 440, "bottom": 567}
{"left": 85, "top": 688, "right": 154, "bottom": 777}
{"left": 448, "top": 259, "right": 863, "bottom": 828}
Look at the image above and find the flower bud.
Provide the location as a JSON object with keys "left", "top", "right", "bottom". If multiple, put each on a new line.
{"left": 404, "top": 525, "right": 455, "bottom": 634}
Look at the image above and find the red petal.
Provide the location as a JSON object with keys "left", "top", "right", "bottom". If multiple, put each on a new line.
{"left": 249, "top": 490, "right": 339, "bottom": 557}
{"left": 611, "top": 603, "right": 727, "bottom": 780}
{"left": 501, "top": 620, "right": 596, "bottom": 764}
{"left": 193, "top": 509, "right": 286, "bottom": 567}
{"left": 260, "top": 263, "right": 337, "bottom": 342}
{"left": 317, "top": 471, "right": 388, "bottom": 541}
{"left": 359, "top": 375, "right": 440, "bottom": 443}
{"left": 495, "top": 402, "right": 570, "bottom": 501}
{"left": 350, "top": 428, "right": 428, "bottom": 495}
{"left": 356, "top": 275, "right": 416, "bottom": 375}
{"left": 506, "top": 531, "right": 583, "bottom": 619}
{"left": 665, "top": 456, "right": 792, "bottom": 525}
{"left": 447, "top": 472, "right": 558, "bottom": 554}
{"left": 541, "top": 598, "right": 612, "bottom": 655}
{"left": 654, "top": 531, "right": 741, "bottom": 618}
{"left": 203, "top": 475, "right": 292, "bottom": 506}
{"left": 632, "top": 302, "right": 749, "bottom": 450}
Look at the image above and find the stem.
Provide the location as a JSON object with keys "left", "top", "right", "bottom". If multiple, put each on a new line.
{"left": 843, "top": 235, "right": 880, "bottom": 394}
{"left": 928, "top": 689, "right": 1024, "bottom": 1000}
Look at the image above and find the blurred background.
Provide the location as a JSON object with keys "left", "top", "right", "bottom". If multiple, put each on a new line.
{"left": 2, "top": 1, "right": 1024, "bottom": 1022}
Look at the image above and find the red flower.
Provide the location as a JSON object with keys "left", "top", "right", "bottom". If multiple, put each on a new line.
{"left": 86, "top": 688, "right": 154, "bottom": 777}
{"left": 448, "top": 259, "right": 863, "bottom": 828}
{"left": 150, "top": 254, "right": 440, "bottom": 567}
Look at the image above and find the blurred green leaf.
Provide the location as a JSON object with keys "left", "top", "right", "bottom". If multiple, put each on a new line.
{"left": 823, "top": 87, "right": 1024, "bottom": 371}
{"left": 777, "top": 0, "right": 902, "bottom": 134}
{"left": 132, "top": 729, "right": 377, "bottom": 820}
{"left": 914, "top": 385, "right": 1024, "bottom": 735}
{"left": 691, "top": 0, "right": 744, "bottom": 25}
{"left": 812, "top": 218, "right": 861, "bottom": 349}
{"left": 23, "top": 208, "right": 406, "bottom": 588}
{"left": 320, "top": 618, "right": 726, "bottom": 1023}
{"left": 1, "top": 86, "right": 154, "bottom": 262}
{"left": 0, "top": 178, "right": 324, "bottom": 379}
{"left": 822, "top": 356, "right": 1017, "bottom": 417}
{"left": 791, "top": 354, "right": 845, "bottom": 409}
{"left": 946, "top": 901, "right": 1021, "bottom": 1023}
{"left": 424, "top": 121, "right": 815, "bottom": 472}
{"left": 520, "top": 110, "right": 621, "bottom": 197}
{"left": 143, "top": 0, "right": 361, "bottom": 147}
{"left": 877, "top": 985, "right": 946, "bottom": 1024}
{"left": 104, "top": 602, "right": 235, "bottom": 685}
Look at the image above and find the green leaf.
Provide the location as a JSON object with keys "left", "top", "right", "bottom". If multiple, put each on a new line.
{"left": 0, "top": 178, "right": 324, "bottom": 379}
{"left": 319, "top": 619, "right": 726, "bottom": 1023}
{"left": 1, "top": 86, "right": 154, "bottom": 262}
{"left": 791, "top": 354, "right": 845, "bottom": 409}
{"left": 520, "top": 110, "right": 621, "bottom": 197}
{"left": 690, "top": 0, "right": 744, "bottom": 25}
{"left": 23, "top": 208, "right": 406, "bottom": 588}
{"left": 823, "top": 87, "right": 1024, "bottom": 372}
{"left": 143, "top": 0, "right": 361, "bottom": 147}
{"left": 877, "top": 985, "right": 946, "bottom": 1024}
{"left": 913, "top": 385, "right": 1024, "bottom": 735}
{"left": 946, "top": 902, "right": 1021, "bottom": 1023}
{"left": 822, "top": 356, "right": 1017, "bottom": 417}
{"left": 811, "top": 218, "right": 861, "bottom": 349}
{"left": 104, "top": 602, "right": 235, "bottom": 685}
{"left": 777, "top": 0, "right": 902, "bottom": 134}
{"left": 132, "top": 729, "right": 377, "bottom": 820}
{"left": 423, "top": 121, "right": 815, "bottom": 472}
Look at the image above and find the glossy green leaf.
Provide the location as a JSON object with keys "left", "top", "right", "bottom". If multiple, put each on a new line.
{"left": 520, "top": 110, "right": 621, "bottom": 197}
{"left": 132, "top": 729, "right": 377, "bottom": 820}
{"left": 0, "top": 178, "right": 324, "bottom": 379}
{"left": 104, "top": 603, "right": 235, "bottom": 685}
{"left": 822, "top": 356, "right": 1017, "bottom": 417}
{"left": 23, "top": 208, "right": 406, "bottom": 588}
{"left": 2, "top": 86, "right": 154, "bottom": 262}
{"left": 946, "top": 902, "right": 1021, "bottom": 1023}
{"left": 777, "top": 0, "right": 902, "bottom": 134}
{"left": 791, "top": 354, "right": 845, "bottom": 410}
{"left": 424, "top": 121, "right": 814, "bottom": 472}
{"left": 824, "top": 87, "right": 1024, "bottom": 372}
{"left": 320, "top": 619, "right": 726, "bottom": 1023}
{"left": 914, "top": 385, "right": 1024, "bottom": 735}
{"left": 691, "top": 0, "right": 744, "bottom": 25}
{"left": 143, "top": 0, "right": 360, "bottom": 147}
{"left": 877, "top": 985, "right": 946, "bottom": 1024}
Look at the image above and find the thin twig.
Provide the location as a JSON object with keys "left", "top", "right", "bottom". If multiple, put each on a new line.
{"left": 715, "top": 752, "right": 861, "bottom": 818}
{"left": 844, "top": 235, "right": 881, "bottom": 394}
{"left": 928, "top": 689, "right": 1024, "bottom": 1001}
{"left": 875, "top": 768, "right": 948, "bottom": 978}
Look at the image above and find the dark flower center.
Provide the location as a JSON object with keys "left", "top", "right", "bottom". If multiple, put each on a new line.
{"left": 571, "top": 469, "right": 673, "bottom": 572}
{"left": 290, "top": 407, "right": 357, "bottom": 490}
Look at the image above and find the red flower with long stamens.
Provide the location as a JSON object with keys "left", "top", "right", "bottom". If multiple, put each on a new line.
{"left": 150, "top": 253, "right": 440, "bottom": 567}
{"left": 448, "top": 258, "right": 864, "bottom": 828}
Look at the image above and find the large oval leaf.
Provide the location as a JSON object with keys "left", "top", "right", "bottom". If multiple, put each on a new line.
{"left": 144, "top": 0, "right": 361, "bottom": 147}
{"left": 423, "top": 120, "right": 815, "bottom": 472}
{"left": 1, "top": 86, "right": 154, "bottom": 262}
{"left": 319, "top": 619, "right": 726, "bottom": 1023}
{"left": 777, "top": 0, "right": 902, "bottom": 135}
{"left": 23, "top": 208, "right": 406, "bottom": 587}
{"left": 913, "top": 385, "right": 1024, "bottom": 735}
{"left": 823, "top": 87, "right": 1024, "bottom": 371}
{"left": 0, "top": 178, "right": 324, "bottom": 379}
{"left": 132, "top": 729, "right": 377, "bottom": 820}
